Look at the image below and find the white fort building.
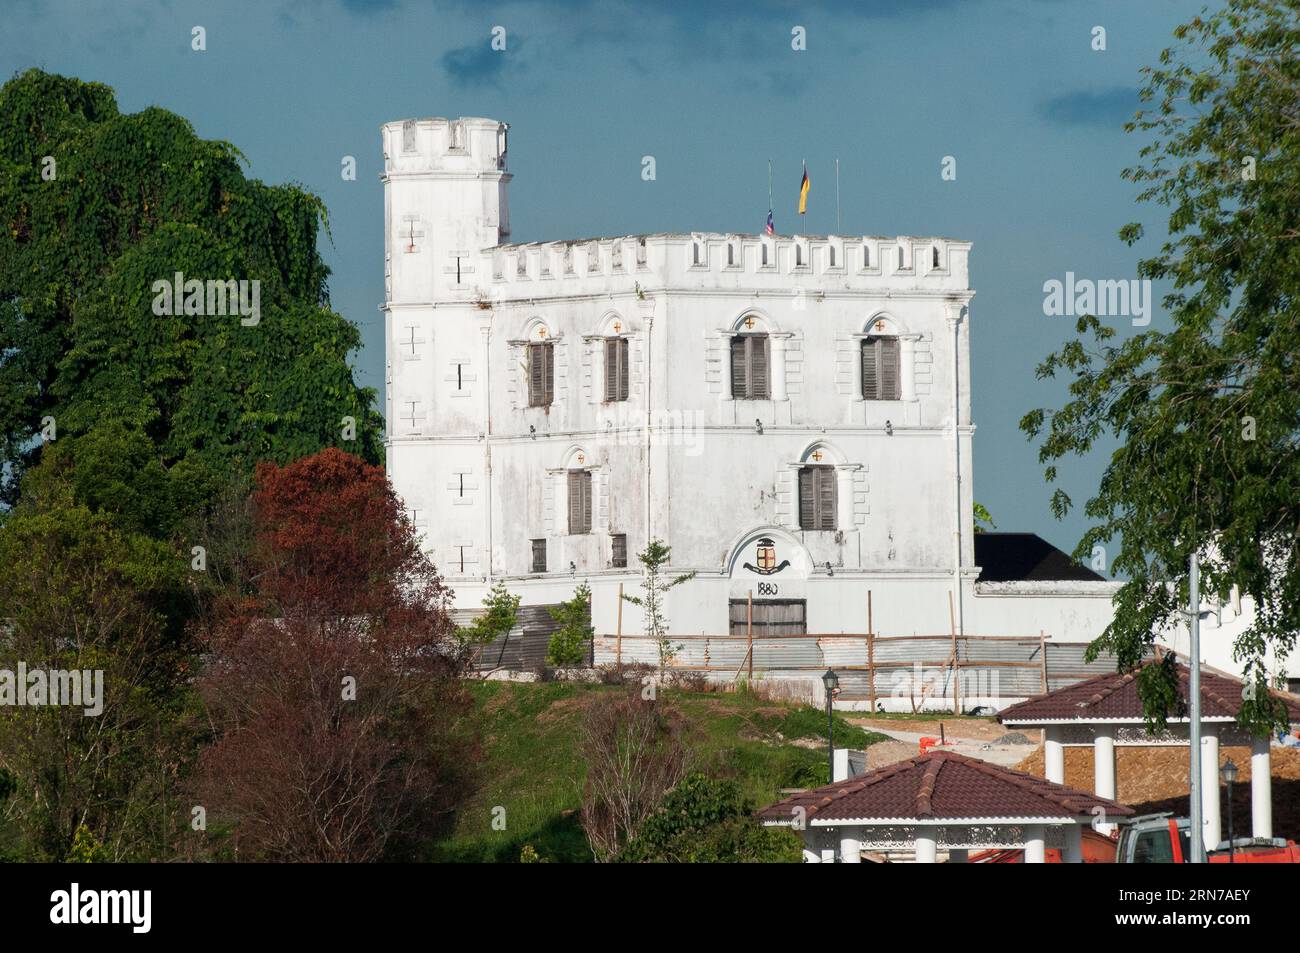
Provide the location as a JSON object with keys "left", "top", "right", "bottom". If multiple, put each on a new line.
{"left": 380, "top": 116, "right": 1293, "bottom": 701}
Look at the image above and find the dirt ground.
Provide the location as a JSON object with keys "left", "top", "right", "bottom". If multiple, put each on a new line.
{"left": 1014, "top": 744, "right": 1300, "bottom": 842}
{"left": 849, "top": 716, "right": 1015, "bottom": 743}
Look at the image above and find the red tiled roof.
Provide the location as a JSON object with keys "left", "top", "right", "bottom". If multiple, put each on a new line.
{"left": 757, "top": 750, "right": 1133, "bottom": 824}
{"left": 998, "top": 658, "right": 1300, "bottom": 724}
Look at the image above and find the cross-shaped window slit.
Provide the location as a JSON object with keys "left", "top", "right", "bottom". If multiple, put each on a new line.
{"left": 458, "top": 473, "right": 464, "bottom": 498}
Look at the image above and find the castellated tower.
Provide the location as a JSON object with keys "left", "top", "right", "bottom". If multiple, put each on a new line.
{"left": 381, "top": 117, "right": 510, "bottom": 586}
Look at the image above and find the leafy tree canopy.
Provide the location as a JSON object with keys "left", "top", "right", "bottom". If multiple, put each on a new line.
{"left": 0, "top": 68, "right": 382, "bottom": 509}
{"left": 1022, "top": 0, "right": 1300, "bottom": 734}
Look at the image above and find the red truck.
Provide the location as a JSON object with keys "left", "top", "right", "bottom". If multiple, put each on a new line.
{"left": 973, "top": 814, "right": 1300, "bottom": 863}
{"left": 1117, "top": 813, "right": 1300, "bottom": 864}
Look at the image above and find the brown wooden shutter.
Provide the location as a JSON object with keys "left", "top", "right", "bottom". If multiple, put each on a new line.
{"left": 543, "top": 343, "right": 554, "bottom": 405}
{"left": 582, "top": 472, "right": 593, "bottom": 533}
{"left": 529, "top": 344, "right": 544, "bottom": 405}
{"left": 798, "top": 467, "right": 816, "bottom": 529}
{"left": 750, "top": 335, "right": 769, "bottom": 399}
{"left": 618, "top": 338, "right": 629, "bottom": 400}
{"left": 881, "top": 337, "right": 900, "bottom": 399}
{"left": 568, "top": 470, "right": 581, "bottom": 532}
{"left": 862, "top": 338, "right": 878, "bottom": 400}
{"left": 817, "top": 467, "right": 837, "bottom": 530}
{"left": 730, "top": 336, "right": 747, "bottom": 398}
{"left": 604, "top": 338, "right": 618, "bottom": 401}
{"left": 531, "top": 539, "right": 546, "bottom": 573}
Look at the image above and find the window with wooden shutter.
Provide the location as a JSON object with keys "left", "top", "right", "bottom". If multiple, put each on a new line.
{"left": 730, "top": 334, "right": 770, "bottom": 399}
{"left": 531, "top": 539, "right": 547, "bottom": 573}
{"left": 798, "top": 466, "right": 837, "bottom": 530}
{"left": 861, "top": 336, "right": 900, "bottom": 400}
{"left": 611, "top": 533, "right": 627, "bottom": 568}
{"left": 567, "top": 469, "right": 592, "bottom": 534}
{"left": 604, "top": 337, "right": 629, "bottom": 402}
{"left": 528, "top": 342, "right": 554, "bottom": 407}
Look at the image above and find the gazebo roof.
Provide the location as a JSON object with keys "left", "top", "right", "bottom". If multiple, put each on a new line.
{"left": 998, "top": 658, "right": 1300, "bottom": 726}
{"left": 757, "top": 750, "right": 1133, "bottom": 825}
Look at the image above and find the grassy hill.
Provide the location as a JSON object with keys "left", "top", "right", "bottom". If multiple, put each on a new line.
{"left": 433, "top": 680, "right": 888, "bottom": 863}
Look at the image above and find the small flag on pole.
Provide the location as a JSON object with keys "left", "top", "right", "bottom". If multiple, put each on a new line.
{"left": 798, "top": 162, "right": 810, "bottom": 216}
{"left": 765, "top": 209, "right": 775, "bottom": 236}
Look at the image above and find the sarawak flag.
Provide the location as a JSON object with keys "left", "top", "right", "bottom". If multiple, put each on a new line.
{"left": 765, "top": 209, "right": 775, "bottom": 235}
{"left": 798, "top": 165, "right": 810, "bottom": 215}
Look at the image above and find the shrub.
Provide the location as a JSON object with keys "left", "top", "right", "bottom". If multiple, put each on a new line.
{"left": 619, "top": 774, "right": 801, "bottom": 863}
{"left": 579, "top": 687, "right": 690, "bottom": 861}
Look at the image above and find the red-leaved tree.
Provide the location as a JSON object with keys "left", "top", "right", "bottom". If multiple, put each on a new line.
{"left": 191, "top": 448, "right": 477, "bottom": 861}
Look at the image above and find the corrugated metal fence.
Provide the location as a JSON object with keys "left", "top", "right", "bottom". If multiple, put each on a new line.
{"left": 593, "top": 632, "right": 1120, "bottom": 707}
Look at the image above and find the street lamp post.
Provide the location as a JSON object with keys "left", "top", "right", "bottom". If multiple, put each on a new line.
{"left": 822, "top": 668, "right": 840, "bottom": 783}
{"left": 1221, "top": 758, "right": 1238, "bottom": 863}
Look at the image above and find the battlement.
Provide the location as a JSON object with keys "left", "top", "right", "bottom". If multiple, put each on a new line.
{"left": 381, "top": 116, "right": 509, "bottom": 176}
{"left": 487, "top": 232, "right": 971, "bottom": 291}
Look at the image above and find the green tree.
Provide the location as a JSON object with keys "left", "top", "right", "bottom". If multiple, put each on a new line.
{"left": 1021, "top": 0, "right": 1300, "bottom": 734}
{"left": 547, "top": 584, "right": 593, "bottom": 667}
{"left": 457, "top": 581, "right": 522, "bottom": 659}
{"left": 0, "top": 501, "right": 197, "bottom": 861}
{"left": 0, "top": 68, "right": 382, "bottom": 507}
{"left": 622, "top": 539, "right": 696, "bottom": 675}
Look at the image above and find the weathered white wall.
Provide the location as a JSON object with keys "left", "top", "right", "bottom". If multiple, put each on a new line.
{"left": 382, "top": 115, "right": 1129, "bottom": 665}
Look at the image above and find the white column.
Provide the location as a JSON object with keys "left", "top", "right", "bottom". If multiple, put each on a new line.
{"left": 1201, "top": 725, "right": 1221, "bottom": 851}
{"left": 914, "top": 832, "right": 937, "bottom": 863}
{"left": 1044, "top": 725, "right": 1065, "bottom": 784}
{"left": 835, "top": 466, "right": 856, "bottom": 534}
{"left": 840, "top": 829, "right": 861, "bottom": 864}
{"left": 1024, "top": 825, "right": 1046, "bottom": 864}
{"left": 1063, "top": 824, "right": 1083, "bottom": 864}
{"left": 769, "top": 333, "right": 789, "bottom": 401}
{"left": 900, "top": 336, "right": 917, "bottom": 401}
{"left": 833, "top": 747, "right": 850, "bottom": 782}
{"left": 1094, "top": 727, "right": 1116, "bottom": 835}
{"left": 1251, "top": 736, "right": 1272, "bottom": 840}
{"left": 948, "top": 848, "right": 968, "bottom": 864}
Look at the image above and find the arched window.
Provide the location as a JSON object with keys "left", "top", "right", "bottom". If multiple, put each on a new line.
{"left": 731, "top": 331, "right": 769, "bottom": 399}
{"left": 862, "top": 334, "right": 900, "bottom": 400}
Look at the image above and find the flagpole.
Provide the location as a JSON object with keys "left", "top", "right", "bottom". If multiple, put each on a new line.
{"left": 835, "top": 158, "right": 841, "bottom": 233}
{"left": 768, "top": 159, "right": 772, "bottom": 216}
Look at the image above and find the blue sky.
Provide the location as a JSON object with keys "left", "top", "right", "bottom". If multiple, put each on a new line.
{"left": 2, "top": 0, "right": 1208, "bottom": 566}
